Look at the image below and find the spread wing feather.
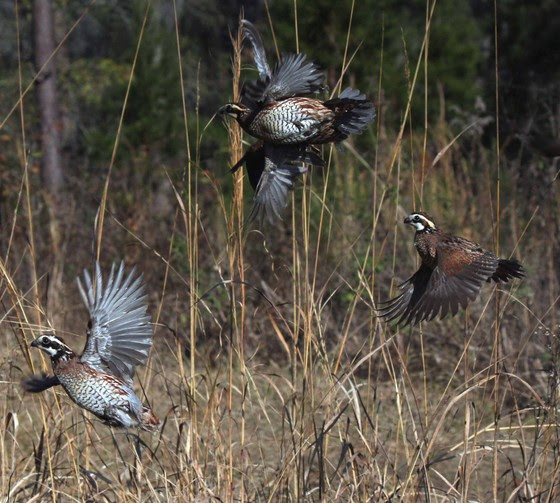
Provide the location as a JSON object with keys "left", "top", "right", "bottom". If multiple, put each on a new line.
{"left": 246, "top": 143, "right": 323, "bottom": 225}
{"left": 242, "top": 20, "right": 271, "bottom": 80}
{"left": 241, "top": 20, "right": 323, "bottom": 103}
{"left": 265, "top": 53, "right": 324, "bottom": 101}
{"left": 378, "top": 243, "right": 500, "bottom": 327}
{"left": 78, "top": 262, "right": 153, "bottom": 384}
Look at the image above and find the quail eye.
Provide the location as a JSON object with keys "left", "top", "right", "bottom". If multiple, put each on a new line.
{"left": 414, "top": 216, "right": 420, "bottom": 222}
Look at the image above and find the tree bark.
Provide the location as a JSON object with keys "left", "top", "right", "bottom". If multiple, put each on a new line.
{"left": 33, "top": 0, "right": 63, "bottom": 193}
{"left": 33, "top": 0, "right": 65, "bottom": 328}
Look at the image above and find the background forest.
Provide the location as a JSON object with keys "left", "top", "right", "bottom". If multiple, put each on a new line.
{"left": 1, "top": 0, "right": 560, "bottom": 501}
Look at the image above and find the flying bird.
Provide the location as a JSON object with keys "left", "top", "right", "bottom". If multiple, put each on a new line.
{"left": 220, "top": 87, "right": 374, "bottom": 146}
{"left": 23, "top": 262, "right": 159, "bottom": 431}
{"left": 221, "top": 20, "right": 375, "bottom": 224}
{"left": 378, "top": 212, "right": 524, "bottom": 326}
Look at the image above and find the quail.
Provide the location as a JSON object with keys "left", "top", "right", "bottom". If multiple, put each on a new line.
{"left": 23, "top": 262, "right": 159, "bottom": 431}
{"left": 221, "top": 20, "right": 375, "bottom": 224}
{"left": 220, "top": 88, "right": 374, "bottom": 146}
{"left": 378, "top": 212, "right": 525, "bottom": 326}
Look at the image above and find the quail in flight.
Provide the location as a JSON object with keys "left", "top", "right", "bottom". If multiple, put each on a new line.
{"left": 220, "top": 20, "right": 375, "bottom": 224}
{"left": 378, "top": 212, "right": 525, "bottom": 326}
{"left": 23, "top": 262, "right": 159, "bottom": 431}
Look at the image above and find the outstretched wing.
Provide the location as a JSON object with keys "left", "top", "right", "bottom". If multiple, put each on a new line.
{"left": 244, "top": 53, "right": 325, "bottom": 103}
{"left": 378, "top": 244, "right": 499, "bottom": 326}
{"left": 233, "top": 142, "right": 323, "bottom": 225}
{"left": 77, "top": 262, "right": 152, "bottom": 384}
{"left": 241, "top": 21, "right": 324, "bottom": 103}
{"left": 249, "top": 143, "right": 323, "bottom": 225}
{"left": 242, "top": 20, "right": 271, "bottom": 80}
{"left": 231, "top": 141, "right": 266, "bottom": 190}
{"left": 265, "top": 53, "right": 324, "bottom": 101}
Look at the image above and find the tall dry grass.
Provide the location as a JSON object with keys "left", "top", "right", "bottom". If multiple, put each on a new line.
{"left": 1, "top": 2, "right": 559, "bottom": 502}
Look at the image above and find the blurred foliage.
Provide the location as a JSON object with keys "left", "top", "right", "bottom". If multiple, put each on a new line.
{"left": 269, "top": 0, "right": 482, "bottom": 124}
{"left": 1, "top": 0, "right": 557, "bottom": 170}
{"left": 62, "top": 1, "right": 185, "bottom": 161}
{"left": 0, "top": 0, "right": 558, "bottom": 259}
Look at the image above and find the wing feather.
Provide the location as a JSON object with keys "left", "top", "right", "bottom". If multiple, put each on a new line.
{"left": 235, "top": 143, "right": 323, "bottom": 225}
{"left": 242, "top": 20, "right": 271, "bottom": 80}
{"left": 78, "top": 262, "right": 153, "bottom": 384}
{"left": 378, "top": 243, "right": 501, "bottom": 327}
{"left": 240, "top": 21, "right": 324, "bottom": 103}
{"left": 265, "top": 53, "right": 324, "bottom": 101}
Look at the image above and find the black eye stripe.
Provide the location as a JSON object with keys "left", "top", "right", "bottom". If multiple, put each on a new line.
{"left": 42, "top": 337, "right": 60, "bottom": 349}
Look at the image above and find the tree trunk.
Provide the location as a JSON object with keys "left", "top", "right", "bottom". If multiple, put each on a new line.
{"left": 33, "top": 0, "right": 65, "bottom": 328}
{"left": 33, "top": 0, "right": 63, "bottom": 193}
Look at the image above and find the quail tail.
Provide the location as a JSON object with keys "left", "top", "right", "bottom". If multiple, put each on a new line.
{"left": 324, "top": 87, "right": 375, "bottom": 139}
{"left": 491, "top": 259, "right": 525, "bottom": 283}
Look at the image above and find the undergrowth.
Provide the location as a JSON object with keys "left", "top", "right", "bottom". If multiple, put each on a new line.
{"left": 1, "top": 2, "right": 559, "bottom": 502}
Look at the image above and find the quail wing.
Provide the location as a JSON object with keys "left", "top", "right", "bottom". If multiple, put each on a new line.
{"left": 241, "top": 20, "right": 271, "bottom": 80}
{"left": 77, "top": 262, "right": 152, "bottom": 384}
{"left": 241, "top": 21, "right": 323, "bottom": 103}
{"left": 378, "top": 242, "right": 500, "bottom": 326}
{"left": 233, "top": 143, "right": 323, "bottom": 225}
{"left": 264, "top": 53, "right": 324, "bottom": 101}
{"left": 231, "top": 140, "right": 266, "bottom": 190}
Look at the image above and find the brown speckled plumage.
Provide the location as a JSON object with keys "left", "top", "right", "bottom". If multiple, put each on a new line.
{"left": 378, "top": 212, "right": 525, "bottom": 326}
{"left": 227, "top": 90, "right": 374, "bottom": 147}
{"left": 220, "top": 20, "right": 375, "bottom": 225}
{"left": 23, "top": 262, "right": 159, "bottom": 431}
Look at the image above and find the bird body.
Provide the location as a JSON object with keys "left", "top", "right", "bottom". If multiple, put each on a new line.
{"left": 378, "top": 212, "right": 524, "bottom": 326}
{"left": 229, "top": 90, "right": 374, "bottom": 146}
{"left": 236, "top": 97, "right": 331, "bottom": 144}
{"left": 24, "top": 262, "right": 159, "bottom": 431}
{"left": 52, "top": 354, "right": 155, "bottom": 429}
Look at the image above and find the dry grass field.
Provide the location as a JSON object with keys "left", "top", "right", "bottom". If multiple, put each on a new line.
{"left": 1, "top": 2, "right": 560, "bottom": 502}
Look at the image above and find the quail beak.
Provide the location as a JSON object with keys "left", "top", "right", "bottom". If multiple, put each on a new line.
{"left": 218, "top": 103, "right": 248, "bottom": 118}
{"left": 30, "top": 339, "right": 40, "bottom": 348}
{"left": 403, "top": 216, "right": 413, "bottom": 225}
{"left": 218, "top": 105, "right": 239, "bottom": 118}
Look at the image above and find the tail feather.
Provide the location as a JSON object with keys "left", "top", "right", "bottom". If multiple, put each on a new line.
{"left": 491, "top": 259, "right": 525, "bottom": 283}
{"left": 324, "top": 87, "right": 375, "bottom": 140}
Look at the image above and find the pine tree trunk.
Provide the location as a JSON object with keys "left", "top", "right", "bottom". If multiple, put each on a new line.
{"left": 33, "top": 0, "right": 63, "bottom": 193}
{"left": 33, "top": 0, "right": 65, "bottom": 326}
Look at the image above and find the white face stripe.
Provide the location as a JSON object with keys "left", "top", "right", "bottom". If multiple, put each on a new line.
{"left": 229, "top": 104, "right": 249, "bottom": 114}
{"left": 40, "top": 344, "right": 60, "bottom": 357}
{"left": 36, "top": 335, "right": 72, "bottom": 356}
{"left": 410, "top": 220, "right": 426, "bottom": 231}
{"left": 408, "top": 213, "right": 436, "bottom": 231}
